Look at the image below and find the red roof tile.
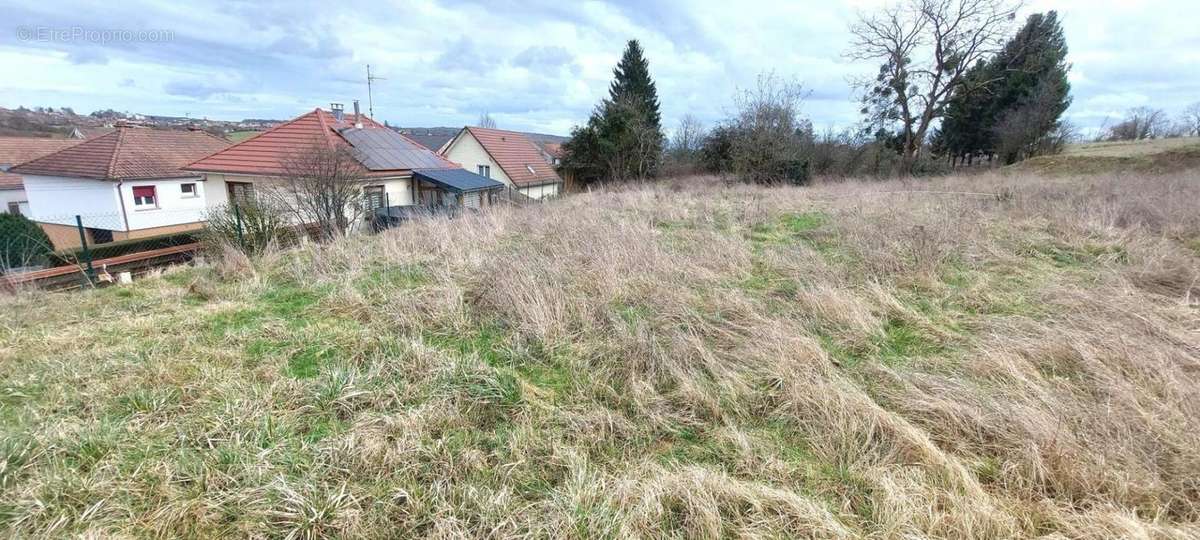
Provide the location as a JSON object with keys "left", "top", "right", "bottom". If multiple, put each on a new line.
{"left": 0, "top": 137, "right": 82, "bottom": 168}
{"left": 9, "top": 128, "right": 231, "bottom": 181}
{"left": 186, "top": 108, "right": 445, "bottom": 177}
{"left": 0, "top": 171, "right": 23, "bottom": 190}
{"left": 454, "top": 127, "right": 562, "bottom": 187}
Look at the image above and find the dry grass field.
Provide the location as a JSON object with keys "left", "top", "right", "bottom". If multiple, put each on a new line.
{"left": 2, "top": 169, "right": 1199, "bottom": 538}
{"left": 1016, "top": 137, "right": 1200, "bottom": 176}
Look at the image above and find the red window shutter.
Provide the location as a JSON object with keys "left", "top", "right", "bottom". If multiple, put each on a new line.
{"left": 133, "top": 186, "right": 155, "bottom": 198}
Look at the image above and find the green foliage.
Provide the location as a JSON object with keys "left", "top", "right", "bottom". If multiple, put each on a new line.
{"left": 608, "top": 39, "right": 662, "bottom": 131}
{"left": 934, "top": 11, "right": 1072, "bottom": 164}
{"left": 0, "top": 212, "right": 53, "bottom": 271}
{"left": 561, "top": 40, "right": 665, "bottom": 184}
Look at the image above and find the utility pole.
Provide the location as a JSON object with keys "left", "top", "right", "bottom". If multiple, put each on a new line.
{"left": 366, "top": 64, "right": 386, "bottom": 118}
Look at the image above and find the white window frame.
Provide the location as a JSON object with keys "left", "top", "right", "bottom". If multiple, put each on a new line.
{"left": 132, "top": 185, "right": 158, "bottom": 210}
{"left": 477, "top": 164, "right": 490, "bottom": 178}
{"left": 180, "top": 182, "right": 198, "bottom": 198}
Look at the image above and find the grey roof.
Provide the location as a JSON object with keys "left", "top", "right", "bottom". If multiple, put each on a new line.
{"left": 404, "top": 132, "right": 456, "bottom": 152}
{"left": 339, "top": 127, "right": 450, "bottom": 171}
{"left": 413, "top": 168, "right": 505, "bottom": 193}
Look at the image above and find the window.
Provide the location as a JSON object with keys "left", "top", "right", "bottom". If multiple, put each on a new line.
{"left": 181, "top": 183, "right": 197, "bottom": 197}
{"left": 227, "top": 181, "right": 255, "bottom": 204}
{"left": 132, "top": 185, "right": 157, "bottom": 208}
{"left": 7, "top": 202, "right": 20, "bottom": 215}
{"left": 477, "top": 165, "right": 491, "bottom": 178}
{"left": 365, "top": 185, "right": 386, "bottom": 210}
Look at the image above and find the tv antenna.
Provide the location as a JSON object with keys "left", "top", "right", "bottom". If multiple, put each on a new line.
{"left": 366, "top": 64, "right": 386, "bottom": 118}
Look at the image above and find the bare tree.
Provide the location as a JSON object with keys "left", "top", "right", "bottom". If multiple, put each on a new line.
{"left": 727, "top": 74, "right": 811, "bottom": 185}
{"left": 671, "top": 114, "right": 705, "bottom": 156}
{"left": 271, "top": 142, "right": 369, "bottom": 241}
{"left": 477, "top": 112, "right": 497, "bottom": 129}
{"left": 1104, "top": 107, "right": 1168, "bottom": 141}
{"left": 848, "top": 0, "right": 1020, "bottom": 174}
{"left": 1182, "top": 102, "right": 1200, "bottom": 137}
{"left": 664, "top": 114, "right": 706, "bottom": 175}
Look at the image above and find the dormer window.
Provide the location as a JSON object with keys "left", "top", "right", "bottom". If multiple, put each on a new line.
{"left": 526, "top": 164, "right": 536, "bottom": 175}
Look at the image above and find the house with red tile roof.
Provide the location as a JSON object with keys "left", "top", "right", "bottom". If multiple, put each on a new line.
{"left": 438, "top": 127, "right": 564, "bottom": 200}
{"left": 0, "top": 137, "right": 85, "bottom": 216}
{"left": 186, "top": 104, "right": 505, "bottom": 226}
{"left": 9, "top": 126, "right": 231, "bottom": 249}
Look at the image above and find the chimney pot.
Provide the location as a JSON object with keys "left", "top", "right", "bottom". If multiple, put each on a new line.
{"left": 353, "top": 100, "right": 363, "bottom": 128}
{"left": 330, "top": 102, "right": 344, "bottom": 122}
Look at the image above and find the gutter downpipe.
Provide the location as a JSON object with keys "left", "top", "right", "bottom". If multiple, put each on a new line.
{"left": 116, "top": 180, "right": 131, "bottom": 233}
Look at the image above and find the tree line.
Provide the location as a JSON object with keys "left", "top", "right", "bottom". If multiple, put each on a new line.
{"left": 560, "top": 0, "right": 1109, "bottom": 185}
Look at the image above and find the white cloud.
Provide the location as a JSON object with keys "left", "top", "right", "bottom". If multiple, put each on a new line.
{"left": 0, "top": 0, "right": 1195, "bottom": 135}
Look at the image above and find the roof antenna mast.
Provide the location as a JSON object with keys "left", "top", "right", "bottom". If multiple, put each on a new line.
{"left": 366, "top": 64, "right": 386, "bottom": 118}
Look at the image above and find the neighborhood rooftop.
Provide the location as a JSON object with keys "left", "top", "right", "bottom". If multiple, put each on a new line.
{"left": 0, "top": 136, "right": 82, "bottom": 168}
{"left": 455, "top": 127, "right": 562, "bottom": 187}
{"left": 9, "top": 127, "right": 231, "bottom": 181}
{"left": 187, "top": 108, "right": 456, "bottom": 177}
{"left": 0, "top": 171, "right": 23, "bottom": 190}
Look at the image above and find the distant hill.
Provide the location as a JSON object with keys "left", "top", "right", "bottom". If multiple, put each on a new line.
{"left": 1013, "top": 137, "right": 1200, "bottom": 176}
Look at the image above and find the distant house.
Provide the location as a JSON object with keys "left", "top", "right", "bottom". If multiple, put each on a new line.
{"left": 67, "top": 126, "right": 116, "bottom": 140}
{"left": 186, "top": 104, "right": 506, "bottom": 227}
{"left": 9, "top": 126, "right": 231, "bottom": 249}
{"left": 439, "top": 127, "right": 564, "bottom": 200}
{"left": 0, "top": 136, "right": 84, "bottom": 216}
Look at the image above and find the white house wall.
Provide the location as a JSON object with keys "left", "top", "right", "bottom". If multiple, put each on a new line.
{"left": 204, "top": 172, "right": 413, "bottom": 226}
{"left": 443, "top": 132, "right": 561, "bottom": 200}
{"left": 442, "top": 132, "right": 514, "bottom": 187}
{"left": 121, "top": 177, "right": 208, "bottom": 230}
{"left": 518, "top": 182, "right": 559, "bottom": 200}
{"left": 23, "top": 174, "right": 126, "bottom": 229}
{"left": 0, "top": 189, "right": 29, "bottom": 215}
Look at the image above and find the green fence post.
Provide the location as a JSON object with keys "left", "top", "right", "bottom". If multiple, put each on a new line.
{"left": 233, "top": 203, "right": 246, "bottom": 251}
{"left": 74, "top": 215, "right": 95, "bottom": 285}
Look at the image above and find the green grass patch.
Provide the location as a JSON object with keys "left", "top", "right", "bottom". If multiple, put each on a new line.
{"left": 1024, "top": 241, "right": 1129, "bottom": 268}
{"left": 354, "top": 263, "right": 429, "bottom": 294}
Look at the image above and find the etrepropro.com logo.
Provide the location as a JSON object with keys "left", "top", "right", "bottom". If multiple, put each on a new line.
{"left": 16, "top": 26, "right": 174, "bottom": 43}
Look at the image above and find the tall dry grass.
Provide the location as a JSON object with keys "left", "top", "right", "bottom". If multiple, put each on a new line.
{"left": 1, "top": 169, "right": 1198, "bottom": 538}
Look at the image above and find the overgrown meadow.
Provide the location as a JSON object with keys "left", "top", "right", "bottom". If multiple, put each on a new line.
{"left": 2, "top": 171, "right": 1199, "bottom": 538}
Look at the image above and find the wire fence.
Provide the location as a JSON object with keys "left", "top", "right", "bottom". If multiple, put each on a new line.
{"left": 1, "top": 208, "right": 203, "bottom": 286}
{"left": 1, "top": 186, "right": 557, "bottom": 287}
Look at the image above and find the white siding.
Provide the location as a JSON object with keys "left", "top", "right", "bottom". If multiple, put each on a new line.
{"left": 23, "top": 174, "right": 125, "bottom": 229}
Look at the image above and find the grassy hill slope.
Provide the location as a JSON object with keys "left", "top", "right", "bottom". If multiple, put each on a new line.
{"left": 1014, "top": 137, "right": 1200, "bottom": 176}
{"left": 2, "top": 171, "right": 1199, "bottom": 538}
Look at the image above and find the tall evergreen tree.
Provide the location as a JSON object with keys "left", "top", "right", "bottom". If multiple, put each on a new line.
{"left": 989, "top": 11, "right": 1071, "bottom": 163}
{"left": 935, "top": 11, "right": 1071, "bottom": 164}
{"left": 561, "top": 40, "right": 665, "bottom": 184}
{"left": 608, "top": 40, "right": 662, "bottom": 131}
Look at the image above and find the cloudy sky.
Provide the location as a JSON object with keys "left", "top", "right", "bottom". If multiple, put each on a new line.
{"left": 1, "top": 0, "right": 1196, "bottom": 136}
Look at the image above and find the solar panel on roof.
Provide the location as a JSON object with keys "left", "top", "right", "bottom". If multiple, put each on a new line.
{"left": 339, "top": 127, "right": 449, "bottom": 171}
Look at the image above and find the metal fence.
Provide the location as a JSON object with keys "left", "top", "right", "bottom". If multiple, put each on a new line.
{"left": 0, "top": 209, "right": 201, "bottom": 287}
